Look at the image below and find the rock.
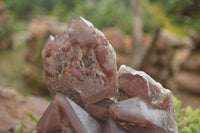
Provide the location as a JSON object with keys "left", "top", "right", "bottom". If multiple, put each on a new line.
{"left": 181, "top": 52, "right": 200, "bottom": 72}
{"left": 102, "top": 118, "right": 127, "bottom": 133}
{"left": 37, "top": 93, "right": 101, "bottom": 133}
{"left": 110, "top": 97, "right": 177, "bottom": 133}
{"left": 25, "top": 16, "right": 67, "bottom": 92}
{"left": 0, "top": 87, "right": 49, "bottom": 133}
{"left": 142, "top": 33, "right": 175, "bottom": 88}
{"left": 172, "top": 48, "right": 191, "bottom": 73}
{"left": 42, "top": 17, "right": 117, "bottom": 106}
{"left": 102, "top": 28, "right": 152, "bottom": 66}
{"left": 176, "top": 71, "right": 200, "bottom": 93}
{"left": 188, "top": 31, "right": 200, "bottom": 49}
{"left": 29, "top": 16, "right": 67, "bottom": 38}
{"left": 142, "top": 29, "right": 193, "bottom": 89}
{"left": 159, "top": 29, "right": 193, "bottom": 48}
{"left": 118, "top": 65, "right": 176, "bottom": 116}
{"left": 117, "top": 65, "right": 177, "bottom": 132}
{"left": 38, "top": 17, "right": 178, "bottom": 133}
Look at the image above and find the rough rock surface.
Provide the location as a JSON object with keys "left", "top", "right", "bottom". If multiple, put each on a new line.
{"left": 110, "top": 97, "right": 177, "bottom": 133}
{"left": 25, "top": 16, "right": 67, "bottom": 93}
{"left": 42, "top": 17, "right": 117, "bottom": 106}
{"left": 118, "top": 65, "right": 176, "bottom": 117}
{"left": 37, "top": 93, "right": 101, "bottom": 133}
{"left": 0, "top": 87, "right": 49, "bottom": 133}
{"left": 116, "top": 65, "right": 177, "bottom": 132}
{"left": 38, "top": 17, "right": 178, "bottom": 133}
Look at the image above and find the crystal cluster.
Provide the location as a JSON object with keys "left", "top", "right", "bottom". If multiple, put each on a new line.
{"left": 37, "top": 17, "right": 178, "bottom": 133}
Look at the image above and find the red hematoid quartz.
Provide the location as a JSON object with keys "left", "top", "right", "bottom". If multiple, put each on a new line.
{"left": 42, "top": 17, "right": 117, "bottom": 105}
{"left": 38, "top": 17, "right": 178, "bottom": 133}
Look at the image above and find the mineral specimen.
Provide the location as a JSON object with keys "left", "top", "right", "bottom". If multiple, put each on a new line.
{"left": 118, "top": 65, "right": 176, "bottom": 118}
{"left": 109, "top": 97, "right": 177, "bottom": 133}
{"left": 37, "top": 17, "right": 178, "bottom": 133}
{"left": 37, "top": 93, "right": 101, "bottom": 133}
{"left": 115, "top": 65, "right": 177, "bottom": 132}
{"left": 42, "top": 17, "right": 117, "bottom": 119}
{"left": 102, "top": 118, "right": 127, "bottom": 133}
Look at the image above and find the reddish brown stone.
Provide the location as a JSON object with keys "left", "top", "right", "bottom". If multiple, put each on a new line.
{"left": 38, "top": 17, "right": 178, "bottom": 133}
{"left": 117, "top": 65, "right": 177, "bottom": 133}
{"left": 0, "top": 88, "right": 49, "bottom": 133}
{"left": 42, "top": 17, "right": 117, "bottom": 108}
{"left": 37, "top": 93, "right": 101, "bottom": 133}
{"left": 118, "top": 65, "right": 175, "bottom": 117}
{"left": 109, "top": 97, "right": 177, "bottom": 133}
{"left": 102, "top": 118, "right": 127, "bottom": 133}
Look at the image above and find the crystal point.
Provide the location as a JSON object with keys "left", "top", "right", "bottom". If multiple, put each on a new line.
{"left": 37, "top": 93, "right": 101, "bottom": 133}
{"left": 42, "top": 17, "right": 117, "bottom": 106}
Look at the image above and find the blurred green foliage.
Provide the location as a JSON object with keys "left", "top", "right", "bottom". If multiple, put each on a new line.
{"left": 70, "top": 0, "right": 132, "bottom": 33}
{"left": 175, "top": 98, "right": 200, "bottom": 133}
{"left": 0, "top": 23, "right": 12, "bottom": 40}
{"left": 0, "top": 1, "right": 186, "bottom": 33}
{"left": 5, "top": 0, "right": 200, "bottom": 35}
{"left": 4, "top": 0, "right": 132, "bottom": 33}
{"left": 151, "top": 0, "right": 200, "bottom": 32}
{"left": 4, "top": 0, "right": 200, "bottom": 34}
{"left": 26, "top": 112, "right": 39, "bottom": 123}
{"left": 151, "top": 0, "right": 198, "bottom": 17}
{"left": 0, "top": 22, "right": 13, "bottom": 49}
{"left": 14, "top": 112, "right": 39, "bottom": 133}
{"left": 152, "top": 0, "right": 193, "bottom": 13}
{"left": 142, "top": 1, "right": 187, "bottom": 35}
{"left": 14, "top": 123, "right": 24, "bottom": 133}
{"left": 5, "top": 0, "right": 36, "bottom": 19}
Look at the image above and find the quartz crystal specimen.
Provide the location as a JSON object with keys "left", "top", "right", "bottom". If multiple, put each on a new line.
{"left": 37, "top": 17, "right": 178, "bottom": 133}
{"left": 42, "top": 17, "right": 117, "bottom": 119}
{"left": 102, "top": 118, "right": 127, "bottom": 133}
{"left": 118, "top": 65, "right": 176, "bottom": 118}
{"left": 109, "top": 97, "right": 177, "bottom": 133}
{"left": 37, "top": 93, "right": 101, "bottom": 133}
{"left": 117, "top": 65, "right": 178, "bottom": 132}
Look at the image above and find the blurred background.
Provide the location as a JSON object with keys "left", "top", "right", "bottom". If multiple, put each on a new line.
{"left": 0, "top": 0, "right": 200, "bottom": 132}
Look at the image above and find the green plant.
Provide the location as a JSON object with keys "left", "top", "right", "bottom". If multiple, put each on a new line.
{"left": 5, "top": 0, "right": 36, "bottom": 19}
{"left": 175, "top": 98, "right": 200, "bottom": 133}
{"left": 68, "top": 0, "right": 132, "bottom": 34}
{"left": 14, "top": 112, "right": 39, "bottom": 133}
{"left": 142, "top": 1, "right": 187, "bottom": 36}
{"left": 14, "top": 123, "right": 24, "bottom": 133}
{"left": 26, "top": 112, "right": 39, "bottom": 123}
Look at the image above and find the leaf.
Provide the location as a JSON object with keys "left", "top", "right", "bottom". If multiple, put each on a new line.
{"left": 14, "top": 123, "right": 24, "bottom": 133}
{"left": 26, "top": 112, "right": 39, "bottom": 123}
